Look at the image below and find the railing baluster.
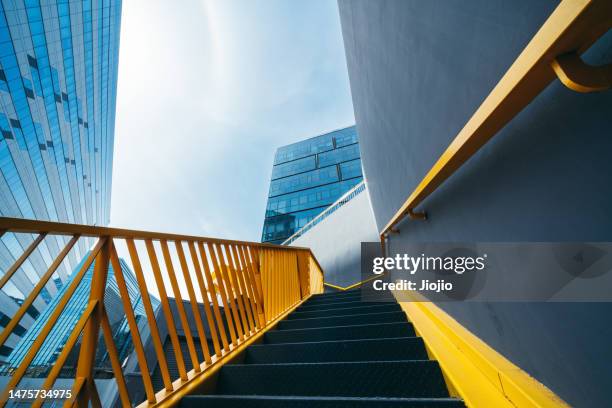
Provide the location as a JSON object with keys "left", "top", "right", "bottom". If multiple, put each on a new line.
{"left": 145, "top": 239, "right": 188, "bottom": 382}
{"left": 0, "top": 232, "right": 47, "bottom": 290}
{"left": 126, "top": 238, "right": 174, "bottom": 392}
{"left": 0, "top": 237, "right": 107, "bottom": 405}
{"left": 225, "top": 245, "right": 252, "bottom": 335}
{"left": 30, "top": 300, "right": 99, "bottom": 408}
{"left": 197, "top": 242, "right": 231, "bottom": 352}
{"left": 160, "top": 240, "right": 201, "bottom": 373}
{"left": 287, "top": 251, "right": 292, "bottom": 308}
{"left": 187, "top": 241, "right": 221, "bottom": 358}
{"left": 286, "top": 252, "right": 293, "bottom": 309}
{"left": 244, "top": 245, "right": 265, "bottom": 327}
{"left": 175, "top": 240, "right": 212, "bottom": 365}
{"left": 64, "top": 377, "right": 86, "bottom": 408}
{"left": 215, "top": 244, "right": 246, "bottom": 341}
{"left": 110, "top": 242, "right": 156, "bottom": 403}
{"left": 233, "top": 244, "right": 258, "bottom": 331}
{"left": 245, "top": 245, "right": 265, "bottom": 323}
{"left": 0, "top": 234, "right": 79, "bottom": 349}
{"left": 100, "top": 307, "right": 132, "bottom": 407}
{"left": 275, "top": 251, "right": 280, "bottom": 318}
{"left": 237, "top": 245, "right": 262, "bottom": 329}
{"left": 207, "top": 242, "right": 239, "bottom": 345}
{"left": 74, "top": 237, "right": 112, "bottom": 407}
{"left": 263, "top": 249, "right": 272, "bottom": 321}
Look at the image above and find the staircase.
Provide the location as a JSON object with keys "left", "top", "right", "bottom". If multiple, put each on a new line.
{"left": 180, "top": 288, "right": 465, "bottom": 407}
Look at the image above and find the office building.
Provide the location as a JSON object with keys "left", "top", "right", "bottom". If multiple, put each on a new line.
{"left": 261, "top": 126, "right": 363, "bottom": 244}
{"left": 0, "top": 0, "right": 122, "bottom": 357}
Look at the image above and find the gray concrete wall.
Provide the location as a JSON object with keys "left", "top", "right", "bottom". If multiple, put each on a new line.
{"left": 339, "top": 1, "right": 612, "bottom": 407}
{"left": 291, "top": 188, "right": 378, "bottom": 287}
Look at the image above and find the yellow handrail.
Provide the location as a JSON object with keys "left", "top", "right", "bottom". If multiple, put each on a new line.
{"left": 0, "top": 216, "right": 325, "bottom": 407}
{"left": 380, "top": 0, "right": 612, "bottom": 243}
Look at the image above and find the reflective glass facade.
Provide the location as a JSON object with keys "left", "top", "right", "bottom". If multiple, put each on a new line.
{"left": 262, "top": 126, "right": 363, "bottom": 244}
{"left": 1, "top": 255, "right": 157, "bottom": 373}
{"left": 0, "top": 0, "right": 121, "bottom": 359}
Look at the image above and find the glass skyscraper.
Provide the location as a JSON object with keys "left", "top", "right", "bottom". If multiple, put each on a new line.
{"left": 262, "top": 126, "right": 363, "bottom": 244}
{"left": 0, "top": 0, "right": 121, "bottom": 359}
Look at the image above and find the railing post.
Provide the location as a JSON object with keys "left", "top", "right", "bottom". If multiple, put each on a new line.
{"left": 74, "top": 237, "right": 111, "bottom": 407}
{"left": 296, "top": 251, "right": 310, "bottom": 299}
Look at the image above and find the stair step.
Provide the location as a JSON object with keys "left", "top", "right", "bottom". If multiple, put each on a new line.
{"left": 289, "top": 303, "right": 401, "bottom": 319}
{"left": 312, "top": 288, "right": 362, "bottom": 298}
{"left": 245, "top": 337, "right": 428, "bottom": 363}
{"left": 180, "top": 395, "right": 466, "bottom": 407}
{"left": 302, "top": 296, "right": 369, "bottom": 308}
{"left": 297, "top": 298, "right": 395, "bottom": 312}
{"left": 216, "top": 361, "right": 449, "bottom": 398}
{"left": 307, "top": 292, "right": 363, "bottom": 302}
{"left": 265, "top": 322, "right": 414, "bottom": 343}
{"left": 277, "top": 311, "right": 407, "bottom": 330}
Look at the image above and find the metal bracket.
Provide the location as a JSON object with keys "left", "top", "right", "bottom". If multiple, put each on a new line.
{"left": 551, "top": 52, "right": 612, "bottom": 93}
{"left": 408, "top": 209, "right": 427, "bottom": 220}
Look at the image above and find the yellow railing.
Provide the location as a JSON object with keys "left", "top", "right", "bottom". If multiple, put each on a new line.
{"left": 380, "top": 0, "right": 612, "bottom": 244}
{"left": 0, "top": 217, "right": 324, "bottom": 407}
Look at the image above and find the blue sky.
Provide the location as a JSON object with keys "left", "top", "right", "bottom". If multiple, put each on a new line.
{"left": 110, "top": 0, "right": 355, "bottom": 241}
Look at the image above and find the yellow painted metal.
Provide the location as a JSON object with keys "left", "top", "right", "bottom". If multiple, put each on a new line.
{"left": 187, "top": 241, "right": 222, "bottom": 357}
{"left": 0, "top": 217, "right": 312, "bottom": 251}
{"left": 0, "top": 232, "right": 47, "bottom": 290}
{"left": 0, "top": 217, "right": 324, "bottom": 408}
{"left": 230, "top": 245, "right": 257, "bottom": 331}
{"left": 142, "top": 290, "right": 313, "bottom": 408}
{"left": 75, "top": 239, "right": 111, "bottom": 407}
{"left": 31, "top": 300, "right": 99, "bottom": 408}
{"left": 217, "top": 244, "right": 247, "bottom": 340}
{"left": 394, "top": 291, "right": 570, "bottom": 408}
{"left": 236, "top": 245, "right": 262, "bottom": 329}
{"left": 110, "top": 242, "right": 157, "bottom": 403}
{"left": 127, "top": 238, "right": 174, "bottom": 392}
{"left": 0, "top": 237, "right": 106, "bottom": 405}
{"left": 259, "top": 248, "right": 302, "bottom": 323}
{"left": 146, "top": 239, "right": 189, "bottom": 382}
{"left": 64, "top": 377, "right": 86, "bottom": 408}
{"left": 240, "top": 245, "right": 265, "bottom": 327}
{"left": 552, "top": 52, "right": 612, "bottom": 92}
{"left": 0, "top": 234, "right": 79, "bottom": 349}
{"left": 175, "top": 241, "right": 213, "bottom": 365}
{"left": 197, "top": 241, "right": 231, "bottom": 352}
{"left": 309, "top": 255, "right": 324, "bottom": 295}
{"left": 224, "top": 245, "right": 251, "bottom": 336}
{"left": 100, "top": 309, "right": 132, "bottom": 407}
{"left": 207, "top": 242, "right": 239, "bottom": 344}
{"left": 380, "top": 0, "right": 612, "bottom": 240}
{"left": 160, "top": 240, "right": 201, "bottom": 373}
